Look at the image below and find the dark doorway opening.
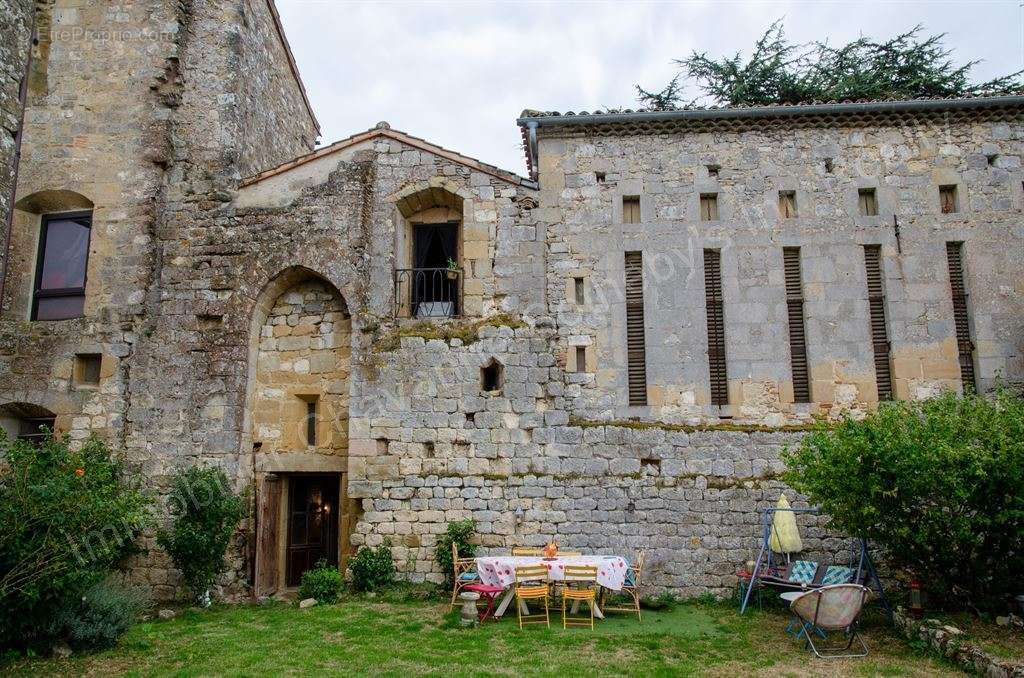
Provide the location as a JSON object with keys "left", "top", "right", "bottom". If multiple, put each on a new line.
{"left": 412, "top": 222, "right": 459, "bottom": 317}
{"left": 286, "top": 475, "right": 339, "bottom": 586}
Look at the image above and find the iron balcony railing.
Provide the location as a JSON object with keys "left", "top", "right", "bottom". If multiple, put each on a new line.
{"left": 394, "top": 267, "right": 462, "bottom": 319}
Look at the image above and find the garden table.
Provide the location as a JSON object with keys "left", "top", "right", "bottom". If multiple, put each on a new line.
{"left": 474, "top": 555, "right": 630, "bottom": 619}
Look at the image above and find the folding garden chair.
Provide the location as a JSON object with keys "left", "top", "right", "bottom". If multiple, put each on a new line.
{"left": 448, "top": 541, "right": 479, "bottom": 610}
{"left": 789, "top": 584, "right": 870, "bottom": 659}
{"left": 601, "top": 550, "right": 645, "bottom": 621}
{"left": 561, "top": 565, "right": 598, "bottom": 630}
{"left": 514, "top": 565, "right": 551, "bottom": 629}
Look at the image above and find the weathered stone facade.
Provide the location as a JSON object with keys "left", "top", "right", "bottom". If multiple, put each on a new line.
{"left": 0, "top": 3, "right": 1021, "bottom": 599}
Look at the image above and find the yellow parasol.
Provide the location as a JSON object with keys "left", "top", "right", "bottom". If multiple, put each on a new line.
{"left": 769, "top": 495, "right": 803, "bottom": 555}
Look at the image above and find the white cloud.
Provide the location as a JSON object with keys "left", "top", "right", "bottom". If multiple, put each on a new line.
{"left": 277, "top": 0, "right": 1023, "bottom": 175}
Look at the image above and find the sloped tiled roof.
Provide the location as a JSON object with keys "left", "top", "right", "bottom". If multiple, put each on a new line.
{"left": 516, "top": 94, "right": 1024, "bottom": 178}
{"left": 239, "top": 122, "right": 534, "bottom": 188}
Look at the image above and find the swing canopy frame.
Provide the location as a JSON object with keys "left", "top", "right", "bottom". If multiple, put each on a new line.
{"left": 739, "top": 505, "right": 892, "bottom": 621}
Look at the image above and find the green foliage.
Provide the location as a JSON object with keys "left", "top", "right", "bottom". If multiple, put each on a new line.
{"left": 783, "top": 390, "right": 1024, "bottom": 612}
{"left": 434, "top": 520, "right": 476, "bottom": 586}
{"left": 641, "top": 591, "right": 680, "bottom": 611}
{"left": 53, "top": 581, "right": 148, "bottom": 651}
{"left": 298, "top": 560, "right": 343, "bottom": 604}
{"left": 156, "top": 466, "right": 245, "bottom": 601}
{"left": 0, "top": 435, "right": 150, "bottom": 650}
{"left": 638, "top": 21, "right": 1023, "bottom": 109}
{"left": 348, "top": 540, "right": 394, "bottom": 592}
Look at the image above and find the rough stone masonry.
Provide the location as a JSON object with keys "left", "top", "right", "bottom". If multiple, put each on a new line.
{"left": 0, "top": 2, "right": 1021, "bottom": 599}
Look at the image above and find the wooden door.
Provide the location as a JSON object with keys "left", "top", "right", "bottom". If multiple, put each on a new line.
{"left": 255, "top": 474, "right": 282, "bottom": 597}
{"left": 286, "top": 475, "right": 339, "bottom": 586}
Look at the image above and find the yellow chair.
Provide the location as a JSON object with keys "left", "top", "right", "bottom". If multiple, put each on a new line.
{"left": 448, "top": 541, "right": 479, "bottom": 610}
{"left": 562, "top": 565, "right": 598, "bottom": 629}
{"left": 511, "top": 546, "right": 544, "bottom": 556}
{"left": 558, "top": 550, "right": 582, "bottom": 556}
{"left": 514, "top": 565, "right": 551, "bottom": 629}
{"left": 601, "top": 550, "right": 645, "bottom": 621}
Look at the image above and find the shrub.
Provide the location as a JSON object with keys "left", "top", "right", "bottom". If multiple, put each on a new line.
{"left": 434, "top": 520, "right": 476, "bottom": 586}
{"left": 53, "top": 581, "right": 148, "bottom": 651}
{"left": 0, "top": 435, "right": 150, "bottom": 651}
{"left": 783, "top": 390, "right": 1024, "bottom": 612}
{"left": 349, "top": 540, "right": 394, "bottom": 592}
{"left": 156, "top": 466, "right": 245, "bottom": 603}
{"left": 299, "top": 560, "right": 343, "bottom": 604}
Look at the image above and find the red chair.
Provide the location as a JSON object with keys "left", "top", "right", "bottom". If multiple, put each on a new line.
{"left": 464, "top": 583, "right": 505, "bottom": 622}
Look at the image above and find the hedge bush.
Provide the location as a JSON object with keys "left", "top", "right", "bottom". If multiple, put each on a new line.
{"left": 157, "top": 466, "right": 245, "bottom": 603}
{"left": 299, "top": 560, "right": 343, "bottom": 604}
{"left": 0, "top": 434, "right": 150, "bottom": 651}
{"left": 349, "top": 540, "right": 394, "bottom": 592}
{"left": 783, "top": 389, "right": 1024, "bottom": 612}
{"left": 53, "top": 581, "right": 148, "bottom": 651}
{"left": 434, "top": 520, "right": 476, "bottom": 586}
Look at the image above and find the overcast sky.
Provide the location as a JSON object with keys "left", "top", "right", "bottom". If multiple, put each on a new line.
{"left": 276, "top": 1, "right": 1024, "bottom": 175}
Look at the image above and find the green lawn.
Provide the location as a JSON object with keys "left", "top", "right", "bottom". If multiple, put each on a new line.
{"left": 3, "top": 597, "right": 961, "bottom": 677}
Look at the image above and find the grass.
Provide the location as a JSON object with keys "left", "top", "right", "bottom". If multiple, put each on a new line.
{"left": 2, "top": 597, "right": 964, "bottom": 677}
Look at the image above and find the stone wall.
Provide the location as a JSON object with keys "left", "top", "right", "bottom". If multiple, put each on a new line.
{"left": 538, "top": 118, "right": 1024, "bottom": 424}
{"left": 0, "top": 0, "right": 33, "bottom": 239}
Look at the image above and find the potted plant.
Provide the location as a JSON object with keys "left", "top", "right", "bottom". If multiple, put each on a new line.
{"left": 445, "top": 258, "right": 461, "bottom": 280}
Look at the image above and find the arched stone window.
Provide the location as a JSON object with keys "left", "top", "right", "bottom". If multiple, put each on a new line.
{"left": 12, "top": 190, "right": 94, "bottom": 320}
{"left": 0, "top": 402, "right": 56, "bottom": 444}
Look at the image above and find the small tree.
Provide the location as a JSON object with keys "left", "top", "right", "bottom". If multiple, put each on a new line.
{"left": 157, "top": 466, "right": 245, "bottom": 604}
{"left": 434, "top": 520, "right": 476, "bottom": 586}
{"left": 783, "top": 390, "right": 1024, "bottom": 612}
{"left": 0, "top": 434, "right": 150, "bottom": 650}
{"left": 349, "top": 540, "right": 394, "bottom": 592}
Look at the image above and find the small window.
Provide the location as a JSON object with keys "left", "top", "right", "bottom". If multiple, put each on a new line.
{"left": 778, "top": 191, "right": 797, "bottom": 218}
{"left": 858, "top": 188, "right": 878, "bottom": 217}
{"left": 32, "top": 212, "right": 92, "bottom": 321}
{"left": 699, "top": 193, "right": 719, "bottom": 221}
{"left": 481, "top": 358, "right": 503, "bottom": 393}
{"left": 824, "top": 158, "right": 835, "bottom": 173}
{"left": 304, "top": 397, "right": 318, "bottom": 447}
{"left": 575, "top": 346, "right": 587, "bottom": 373}
{"left": 622, "top": 196, "right": 641, "bottom": 224}
{"left": 73, "top": 353, "right": 101, "bottom": 387}
{"left": 987, "top": 154, "right": 998, "bottom": 166}
{"left": 706, "top": 164, "right": 720, "bottom": 178}
{"left": 595, "top": 171, "right": 606, "bottom": 183}
{"left": 940, "top": 185, "right": 958, "bottom": 214}
{"left": 573, "top": 277, "right": 585, "bottom": 305}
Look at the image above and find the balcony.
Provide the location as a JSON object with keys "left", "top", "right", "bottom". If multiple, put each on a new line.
{"left": 394, "top": 267, "right": 462, "bottom": 319}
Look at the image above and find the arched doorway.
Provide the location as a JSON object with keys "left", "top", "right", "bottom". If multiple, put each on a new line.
{"left": 246, "top": 270, "right": 353, "bottom": 594}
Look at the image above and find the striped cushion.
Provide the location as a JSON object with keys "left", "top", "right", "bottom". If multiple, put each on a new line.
{"left": 788, "top": 560, "right": 818, "bottom": 584}
{"left": 822, "top": 566, "right": 855, "bottom": 585}
{"left": 459, "top": 572, "right": 479, "bottom": 582}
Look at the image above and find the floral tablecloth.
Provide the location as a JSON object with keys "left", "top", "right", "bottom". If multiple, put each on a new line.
{"left": 474, "top": 555, "right": 629, "bottom": 591}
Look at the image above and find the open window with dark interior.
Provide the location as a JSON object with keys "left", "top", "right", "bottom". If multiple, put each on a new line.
{"left": 480, "top": 358, "right": 503, "bottom": 393}
{"left": 0, "top": 402, "right": 56, "bottom": 444}
{"left": 32, "top": 212, "right": 92, "bottom": 320}
{"left": 411, "top": 222, "right": 459, "bottom": 318}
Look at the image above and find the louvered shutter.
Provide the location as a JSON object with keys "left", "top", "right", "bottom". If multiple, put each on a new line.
{"left": 783, "top": 248, "right": 811, "bottom": 403}
{"left": 863, "top": 246, "right": 893, "bottom": 400}
{"left": 704, "top": 249, "right": 728, "bottom": 406}
{"left": 624, "top": 252, "right": 647, "bottom": 405}
{"left": 945, "top": 242, "right": 977, "bottom": 391}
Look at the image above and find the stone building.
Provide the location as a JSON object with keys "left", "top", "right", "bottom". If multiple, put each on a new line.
{"left": 1, "top": 3, "right": 1022, "bottom": 598}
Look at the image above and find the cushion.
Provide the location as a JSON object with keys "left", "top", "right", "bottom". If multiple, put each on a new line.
{"left": 787, "top": 560, "right": 819, "bottom": 585}
{"left": 459, "top": 572, "right": 479, "bottom": 581}
{"left": 822, "top": 566, "right": 855, "bottom": 585}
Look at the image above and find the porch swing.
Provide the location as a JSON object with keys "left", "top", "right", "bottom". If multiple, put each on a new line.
{"left": 738, "top": 498, "right": 892, "bottom": 620}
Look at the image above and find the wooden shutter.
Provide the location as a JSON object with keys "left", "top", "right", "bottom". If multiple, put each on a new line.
{"left": 945, "top": 242, "right": 976, "bottom": 391}
{"left": 858, "top": 189, "right": 878, "bottom": 217}
{"left": 700, "top": 193, "right": 719, "bottom": 221}
{"left": 863, "top": 246, "right": 892, "bottom": 400}
{"left": 940, "top": 185, "right": 958, "bottom": 214}
{"left": 779, "top": 191, "right": 797, "bottom": 218}
{"left": 623, "top": 197, "right": 641, "bottom": 224}
{"left": 624, "top": 252, "right": 647, "bottom": 405}
{"left": 255, "top": 474, "right": 283, "bottom": 597}
{"left": 783, "top": 248, "right": 810, "bottom": 403}
{"left": 704, "top": 249, "right": 728, "bottom": 406}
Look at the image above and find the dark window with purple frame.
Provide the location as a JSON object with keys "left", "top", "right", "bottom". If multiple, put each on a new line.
{"left": 32, "top": 212, "right": 91, "bottom": 321}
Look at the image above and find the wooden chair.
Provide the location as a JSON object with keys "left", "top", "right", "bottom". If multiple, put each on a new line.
{"left": 511, "top": 546, "right": 544, "bottom": 556}
{"left": 448, "top": 541, "right": 479, "bottom": 610}
{"left": 561, "top": 565, "right": 598, "bottom": 629}
{"left": 514, "top": 565, "right": 550, "bottom": 629}
{"left": 601, "top": 550, "right": 645, "bottom": 621}
{"left": 558, "top": 550, "right": 582, "bottom": 556}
